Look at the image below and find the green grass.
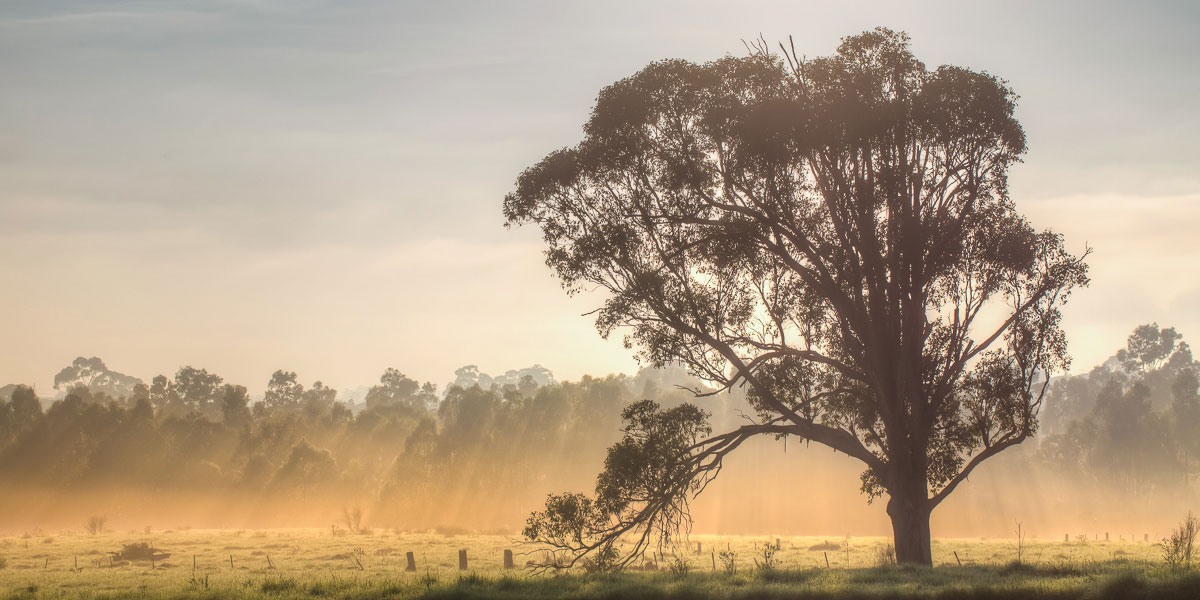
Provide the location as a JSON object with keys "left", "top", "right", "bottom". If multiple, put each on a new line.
{"left": 0, "top": 530, "right": 1192, "bottom": 599}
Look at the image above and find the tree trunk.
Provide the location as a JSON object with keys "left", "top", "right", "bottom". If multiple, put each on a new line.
{"left": 886, "top": 486, "right": 932, "bottom": 565}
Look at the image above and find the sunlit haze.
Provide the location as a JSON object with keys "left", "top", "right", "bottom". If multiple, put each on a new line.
{"left": 2, "top": 1, "right": 1197, "bottom": 395}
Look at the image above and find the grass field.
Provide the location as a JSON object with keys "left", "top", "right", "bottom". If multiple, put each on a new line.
{"left": 0, "top": 529, "right": 1195, "bottom": 599}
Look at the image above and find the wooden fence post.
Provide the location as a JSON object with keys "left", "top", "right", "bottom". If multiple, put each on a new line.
{"left": 458, "top": 549, "right": 468, "bottom": 570}
{"left": 405, "top": 551, "right": 416, "bottom": 572}
{"left": 503, "top": 549, "right": 515, "bottom": 570}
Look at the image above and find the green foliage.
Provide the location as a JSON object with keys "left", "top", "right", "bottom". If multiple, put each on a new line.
{"left": 754, "top": 541, "right": 779, "bottom": 571}
{"left": 717, "top": 550, "right": 736, "bottom": 574}
{"left": 523, "top": 399, "right": 710, "bottom": 569}
{"left": 667, "top": 554, "right": 691, "bottom": 577}
{"left": 581, "top": 545, "right": 620, "bottom": 573}
{"left": 596, "top": 400, "right": 711, "bottom": 516}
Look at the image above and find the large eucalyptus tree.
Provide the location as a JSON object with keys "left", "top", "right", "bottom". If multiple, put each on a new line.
{"left": 504, "top": 28, "right": 1089, "bottom": 566}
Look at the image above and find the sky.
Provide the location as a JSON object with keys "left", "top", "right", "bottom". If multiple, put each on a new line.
{"left": 1, "top": 0, "right": 1198, "bottom": 397}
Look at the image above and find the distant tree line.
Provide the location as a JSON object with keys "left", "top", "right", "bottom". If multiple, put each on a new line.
{"left": 0, "top": 361, "right": 711, "bottom": 529}
{"left": 1039, "top": 324, "right": 1200, "bottom": 495}
{"left": 0, "top": 325, "right": 1197, "bottom": 530}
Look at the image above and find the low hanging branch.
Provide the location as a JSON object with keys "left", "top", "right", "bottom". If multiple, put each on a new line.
{"left": 524, "top": 400, "right": 796, "bottom": 571}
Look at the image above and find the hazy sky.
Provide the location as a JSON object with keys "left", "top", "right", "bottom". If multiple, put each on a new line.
{"left": 2, "top": 1, "right": 1198, "bottom": 396}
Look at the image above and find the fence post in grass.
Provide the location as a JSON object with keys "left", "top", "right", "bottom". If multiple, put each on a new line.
{"left": 1064, "top": 534, "right": 1068, "bottom": 542}
{"left": 266, "top": 554, "right": 273, "bottom": 569}
{"left": 776, "top": 538, "right": 781, "bottom": 550}
{"left": 696, "top": 541, "right": 702, "bottom": 555}
{"left": 230, "top": 554, "right": 234, "bottom": 569}
{"left": 405, "top": 551, "right": 416, "bottom": 572}
{"left": 503, "top": 549, "right": 515, "bottom": 570}
{"left": 824, "top": 552, "right": 829, "bottom": 568}
{"left": 193, "top": 555, "right": 196, "bottom": 572}
{"left": 954, "top": 551, "right": 962, "bottom": 566}
{"left": 711, "top": 551, "right": 715, "bottom": 572}
{"left": 458, "top": 549, "right": 467, "bottom": 570}
{"left": 1105, "top": 532, "right": 1109, "bottom": 541}
{"left": 1144, "top": 533, "right": 1149, "bottom": 542}
{"left": 74, "top": 556, "right": 77, "bottom": 571}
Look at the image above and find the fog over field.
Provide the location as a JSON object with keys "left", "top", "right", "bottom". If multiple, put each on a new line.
{"left": 2, "top": 324, "right": 1196, "bottom": 541}
{"left": 2, "top": 2, "right": 1199, "bottom": 598}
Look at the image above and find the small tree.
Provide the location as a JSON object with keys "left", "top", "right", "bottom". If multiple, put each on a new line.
{"left": 1162, "top": 511, "right": 1198, "bottom": 569}
{"left": 718, "top": 549, "right": 737, "bottom": 574}
{"left": 753, "top": 542, "right": 778, "bottom": 571}
{"left": 342, "top": 506, "right": 364, "bottom": 533}
{"left": 85, "top": 515, "right": 106, "bottom": 535}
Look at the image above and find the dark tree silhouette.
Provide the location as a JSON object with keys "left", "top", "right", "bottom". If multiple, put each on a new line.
{"left": 1119, "top": 323, "right": 1186, "bottom": 374}
{"left": 262, "top": 370, "right": 304, "bottom": 412}
{"left": 505, "top": 29, "right": 1089, "bottom": 565}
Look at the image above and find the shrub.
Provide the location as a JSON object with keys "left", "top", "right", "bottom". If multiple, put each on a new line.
{"left": 753, "top": 541, "right": 778, "bottom": 571}
{"left": 668, "top": 554, "right": 691, "bottom": 577}
{"left": 718, "top": 550, "right": 737, "bottom": 574}
{"left": 1161, "top": 511, "right": 1198, "bottom": 569}
{"left": 581, "top": 545, "right": 620, "bottom": 573}
{"left": 85, "top": 515, "right": 106, "bottom": 535}
{"left": 112, "top": 542, "right": 168, "bottom": 561}
{"left": 342, "top": 506, "right": 363, "bottom": 532}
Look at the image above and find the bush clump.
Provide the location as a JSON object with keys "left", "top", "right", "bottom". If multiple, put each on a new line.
{"left": 1161, "top": 511, "right": 1198, "bottom": 569}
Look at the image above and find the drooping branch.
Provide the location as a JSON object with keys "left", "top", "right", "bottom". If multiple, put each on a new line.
{"left": 524, "top": 404, "right": 801, "bottom": 571}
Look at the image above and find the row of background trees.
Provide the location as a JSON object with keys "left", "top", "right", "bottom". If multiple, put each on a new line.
{"left": 0, "top": 323, "right": 1197, "bottom": 533}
